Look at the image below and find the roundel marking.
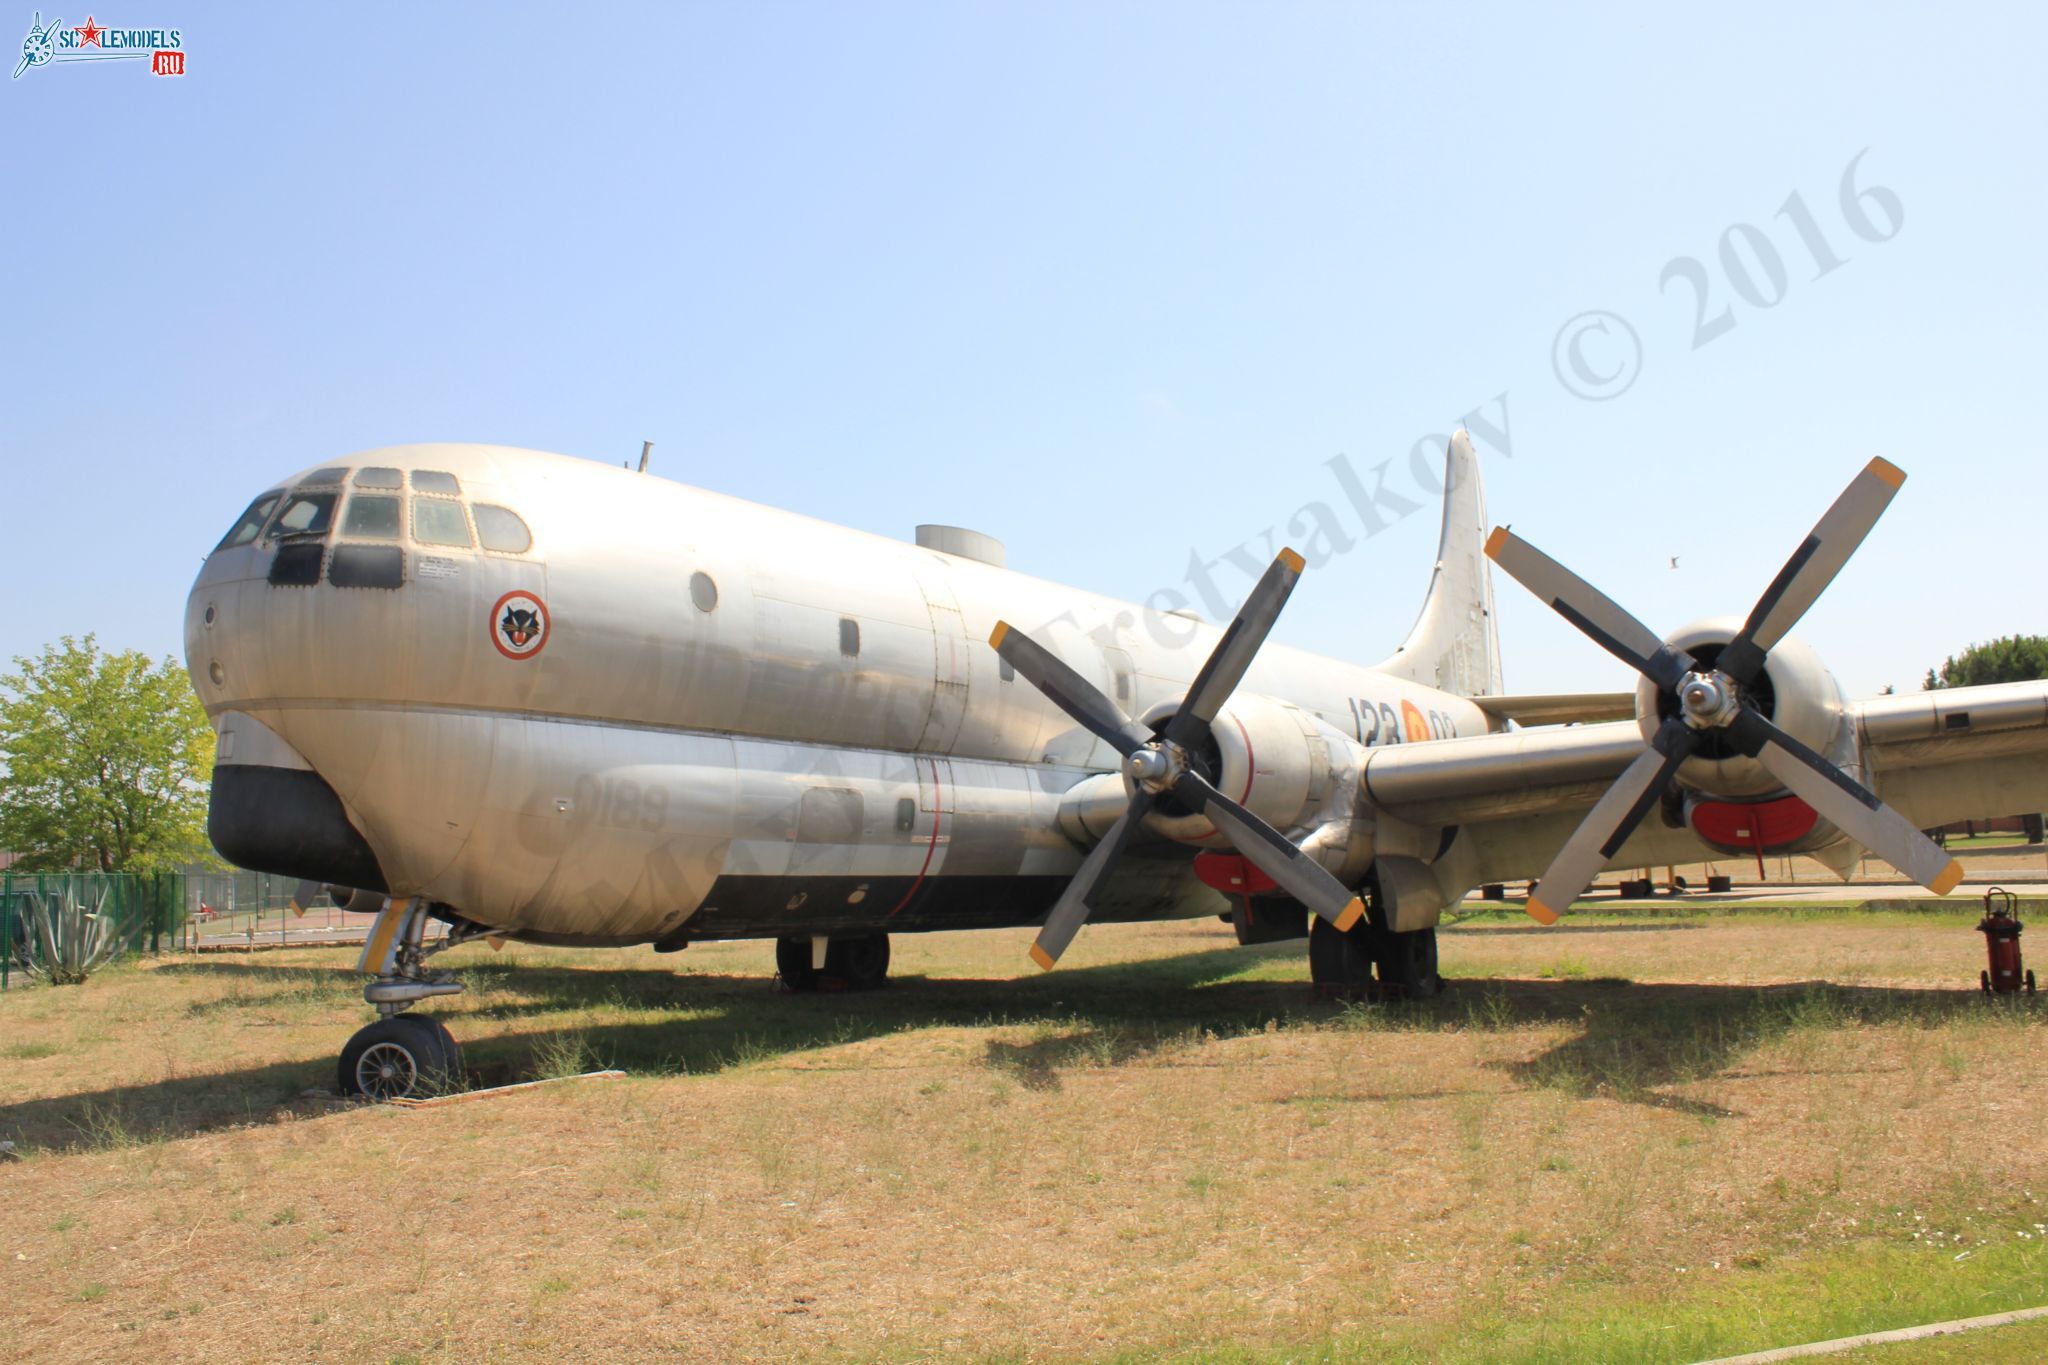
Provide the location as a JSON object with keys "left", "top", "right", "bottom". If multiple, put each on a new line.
{"left": 490, "top": 590, "right": 550, "bottom": 661}
{"left": 1400, "top": 699, "right": 1429, "bottom": 742}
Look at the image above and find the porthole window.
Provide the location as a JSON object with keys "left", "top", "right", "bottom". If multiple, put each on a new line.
{"left": 839, "top": 617, "right": 860, "bottom": 657}
{"left": 473, "top": 504, "right": 532, "bottom": 553}
{"left": 895, "top": 797, "right": 917, "bottom": 833}
{"left": 412, "top": 470, "right": 461, "bottom": 496}
{"left": 689, "top": 571, "right": 719, "bottom": 612}
{"left": 354, "top": 467, "right": 404, "bottom": 489}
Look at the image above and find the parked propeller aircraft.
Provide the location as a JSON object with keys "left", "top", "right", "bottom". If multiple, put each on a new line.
{"left": 186, "top": 435, "right": 2048, "bottom": 1098}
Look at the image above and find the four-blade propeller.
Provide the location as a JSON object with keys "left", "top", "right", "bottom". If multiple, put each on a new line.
{"left": 1487, "top": 457, "right": 1961, "bottom": 924}
{"left": 992, "top": 549, "right": 1365, "bottom": 970}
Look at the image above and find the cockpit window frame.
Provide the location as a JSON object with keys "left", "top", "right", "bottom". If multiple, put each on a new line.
{"left": 472, "top": 503, "right": 533, "bottom": 555}
{"left": 266, "top": 489, "right": 339, "bottom": 542}
{"left": 215, "top": 490, "right": 285, "bottom": 552}
{"left": 412, "top": 470, "right": 462, "bottom": 497}
{"left": 340, "top": 492, "right": 404, "bottom": 541}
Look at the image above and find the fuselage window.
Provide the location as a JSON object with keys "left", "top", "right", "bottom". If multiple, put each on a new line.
{"left": 269, "top": 491, "right": 337, "bottom": 540}
{"left": 839, "top": 617, "right": 861, "bottom": 657}
{"left": 413, "top": 498, "right": 473, "bottom": 548}
{"left": 413, "top": 470, "right": 461, "bottom": 496}
{"left": 354, "top": 466, "right": 404, "bottom": 489}
{"left": 895, "top": 797, "right": 917, "bottom": 832}
{"left": 216, "top": 492, "right": 283, "bottom": 551}
{"left": 341, "top": 494, "right": 402, "bottom": 539}
{"left": 689, "top": 571, "right": 718, "bottom": 612}
{"left": 473, "top": 504, "right": 532, "bottom": 554}
{"left": 299, "top": 467, "right": 349, "bottom": 486}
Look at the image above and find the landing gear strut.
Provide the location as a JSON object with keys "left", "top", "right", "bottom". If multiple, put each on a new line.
{"left": 337, "top": 897, "right": 491, "bottom": 1099}
{"left": 776, "top": 933, "right": 891, "bottom": 992}
{"left": 1307, "top": 898, "right": 1441, "bottom": 1001}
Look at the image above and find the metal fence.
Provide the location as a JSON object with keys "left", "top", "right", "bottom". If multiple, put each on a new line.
{"left": 1, "top": 871, "right": 184, "bottom": 989}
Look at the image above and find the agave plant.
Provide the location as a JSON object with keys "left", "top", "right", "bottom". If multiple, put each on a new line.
{"left": 13, "top": 881, "right": 121, "bottom": 985}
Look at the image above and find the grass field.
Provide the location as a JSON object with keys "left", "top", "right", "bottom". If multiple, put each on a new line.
{"left": 4, "top": 907, "right": 2048, "bottom": 1362}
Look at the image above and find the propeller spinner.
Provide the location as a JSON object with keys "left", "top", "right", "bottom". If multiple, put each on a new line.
{"left": 992, "top": 549, "right": 1365, "bottom": 970}
{"left": 1487, "top": 457, "right": 1961, "bottom": 924}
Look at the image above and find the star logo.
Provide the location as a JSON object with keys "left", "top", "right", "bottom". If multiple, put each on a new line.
{"left": 74, "top": 14, "right": 100, "bottom": 46}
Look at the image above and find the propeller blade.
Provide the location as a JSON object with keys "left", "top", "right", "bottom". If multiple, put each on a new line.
{"left": 1171, "top": 771, "right": 1364, "bottom": 931}
{"left": 1524, "top": 717, "right": 1697, "bottom": 924}
{"left": 1029, "top": 791, "right": 1154, "bottom": 970}
{"left": 1164, "top": 548, "right": 1305, "bottom": 749}
{"left": 1717, "top": 458, "right": 1906, "bottom": 684}
{"left": 990, "top": 622, "right": 1153, "bottom": 757}
{"left": 1731, "top": 710, "right": 1963, "bottom": 896}
{"left": 1485, "top": 528, "right": 1696, "bottom": 691}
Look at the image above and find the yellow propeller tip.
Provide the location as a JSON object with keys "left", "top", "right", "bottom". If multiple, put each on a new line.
{"left": 1526, "top": 896, "right": 1560, "bottom": 926}
{"left": 1278, "top": 547, "right": 1306, "bottom": 574}
{"left": 988, "top": 621, "right": 1010, "bottom": 650}
{"left": 1334, "top": 898, "right": 1365, "bottom": 932}
{"left": 1930, "top": 861, "right": 1964, "bottom": 897}
{"left": 1028, "top": 943, "right": 1056, "bottom": 972}
{"left": 1484, "top": 526, "right": 1510, "bottom": 560}
{"left": 1868, "top": 456, "right": 1907, "bottom": 489}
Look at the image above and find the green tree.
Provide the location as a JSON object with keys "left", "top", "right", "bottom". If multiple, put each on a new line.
{"left": 0, "top": 636, "right": 216, "bottom": 872}
{"left": 1924, "top": 635, "right": 2048, "bottom": 690}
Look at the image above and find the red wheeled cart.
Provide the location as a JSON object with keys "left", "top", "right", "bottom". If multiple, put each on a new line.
{"left": 1977, "top": 887, "right": 2036, "bottom": 995}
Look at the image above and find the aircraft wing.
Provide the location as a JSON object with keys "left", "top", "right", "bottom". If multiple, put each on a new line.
{"left": 1855, "top": 680, "right": 2048, "bottom": 830}
{"left": 1469, "top": 691, "right": 1636, "bottom": 727}
{"left": 1362, "top": 679, "right": 2048, "bottom": 833}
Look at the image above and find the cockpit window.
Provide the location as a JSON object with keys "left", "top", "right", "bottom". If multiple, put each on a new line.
{"left": 270, "top": 491, "right": 337, "bottom": 539}
{"left": 473, "top": 504, "right": 532, "bottom": 553}
{"left": 216, "top": 492, "right": 283, "bottom": 551}
{"left": 412, "top": 497, "right": 472, "bottom": 548}
{"left": 354, "top": 467, "right": 404, "bottom": 489}
{"left": 299, "top": 467, "right": 349, "bottom": 486}
{"left": 341, "top": 494, "right": 402, "bottom": 539}
{"left": 413, "top": 470, "right": 461, "bottom": 496}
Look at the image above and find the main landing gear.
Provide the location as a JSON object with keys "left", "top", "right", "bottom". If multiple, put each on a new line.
{"left": 776, "top": 933, "right": 891, "bottom": 992}
{"left": 338, "top": 896, "right": 493, "bottom": 1099}
{"left": 1308, "top": 908, "right": 1440, "bottom": 1001}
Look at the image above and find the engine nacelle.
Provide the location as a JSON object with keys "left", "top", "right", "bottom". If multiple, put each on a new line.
{"left": 1633, "top": 617, "right": 1848, "bottom": 799}
{"left": 1055, "top": 692, "right": 1367, "bottom": 849}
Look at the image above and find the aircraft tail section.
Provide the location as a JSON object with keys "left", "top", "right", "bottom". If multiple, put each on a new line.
{"left": 1372, "top": 430, "right": 1505, "bottom": 698}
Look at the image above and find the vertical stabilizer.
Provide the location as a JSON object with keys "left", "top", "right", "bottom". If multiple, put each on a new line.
{"left": 1371, "top": 431, "right": 1504, "bottom": 697}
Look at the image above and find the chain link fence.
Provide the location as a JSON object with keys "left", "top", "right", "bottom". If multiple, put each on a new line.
{"left": 0, "top": 870, "right": 394, "bottom": 989}
{"left": 1, "top": 872, "right": 183, "bottom": 988}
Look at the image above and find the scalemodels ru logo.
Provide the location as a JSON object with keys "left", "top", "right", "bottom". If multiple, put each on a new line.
{"left": 14, "top": 12, "right": 184, "bottom": 79}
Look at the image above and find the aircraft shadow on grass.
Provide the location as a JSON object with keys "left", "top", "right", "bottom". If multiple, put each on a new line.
{"left": 0, "top": 939, "right": 2008, "bottom": 1151}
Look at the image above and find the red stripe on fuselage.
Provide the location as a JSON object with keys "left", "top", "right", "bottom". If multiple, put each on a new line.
{"left": 886, "top": 758, "right": 945, "bottom": 917}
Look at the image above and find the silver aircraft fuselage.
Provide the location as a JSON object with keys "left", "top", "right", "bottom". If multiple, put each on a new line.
{"left": 187, "top": 444, "right": 1490, "bottom": 946}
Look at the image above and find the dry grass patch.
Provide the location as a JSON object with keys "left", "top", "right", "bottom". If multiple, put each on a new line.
{"left": 2, "top": 910, "right": 2046, "bottom": 1360}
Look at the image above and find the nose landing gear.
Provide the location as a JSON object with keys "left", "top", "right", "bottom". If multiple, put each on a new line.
{"left": 337, "top": 896, "right": 494, "bottom": 1099}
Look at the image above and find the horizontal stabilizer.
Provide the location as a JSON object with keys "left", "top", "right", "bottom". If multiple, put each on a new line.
{"left": 1471, "top": 692, "right": 1635, "bottom": 727}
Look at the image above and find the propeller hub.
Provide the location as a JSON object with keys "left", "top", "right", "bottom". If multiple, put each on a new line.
{"left": 1677, "top": 670, "right": 1741, "bottom": 731}
{"left": 1124, "top": 744, "right": 1182, "bottom": 792}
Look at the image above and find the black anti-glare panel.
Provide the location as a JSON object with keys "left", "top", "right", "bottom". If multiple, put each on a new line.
{"left": 329, "top": 544, "right": 404, "bottom": 589}
{"left": 269, "top": 542, "right": 325, "bottom": 586}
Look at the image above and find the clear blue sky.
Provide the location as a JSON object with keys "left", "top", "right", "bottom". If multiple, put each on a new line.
{"left": 5, "top": 3, "right": 2042, "bottom": 699}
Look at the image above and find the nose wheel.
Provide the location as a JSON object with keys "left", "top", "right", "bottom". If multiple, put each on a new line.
{"left": 338, "top": 1014, "right": 462, "bottom": 1099}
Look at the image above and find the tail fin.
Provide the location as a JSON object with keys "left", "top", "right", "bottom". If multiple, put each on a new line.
{"left": 1372, "top": 430, "right": 1504, "bottom": 697}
